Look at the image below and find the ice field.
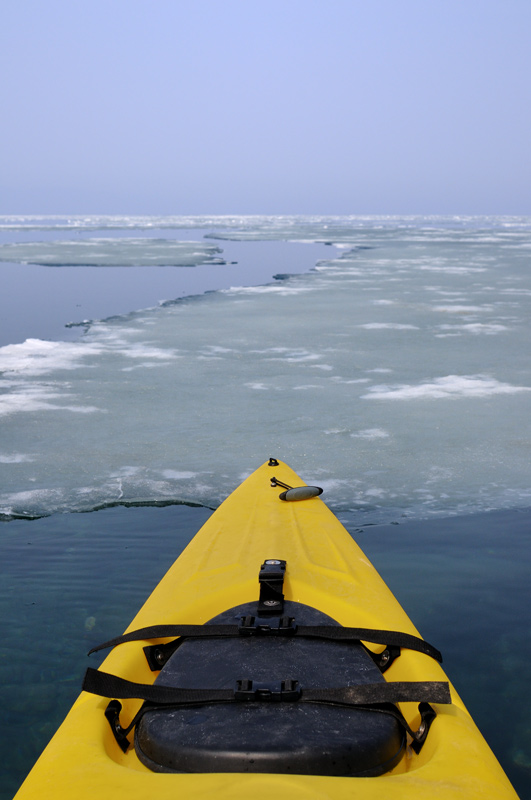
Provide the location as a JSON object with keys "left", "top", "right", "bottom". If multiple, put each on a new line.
{"left": 1, "top": 215, "right": 530, "bottom": 522}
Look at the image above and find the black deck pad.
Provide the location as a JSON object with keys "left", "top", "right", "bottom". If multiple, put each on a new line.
{"left": 135, "top": 601, "right": 405, "bottom": 776}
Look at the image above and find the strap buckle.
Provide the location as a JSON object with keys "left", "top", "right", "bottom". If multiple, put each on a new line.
{"left": 235, "top": 679, "right": 301, "bottom": 702}
{"left": 239, "top": 615, "right": 297, "bottom": 636}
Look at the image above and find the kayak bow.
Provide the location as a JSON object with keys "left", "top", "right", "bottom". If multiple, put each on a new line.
{"left": 15, "top": 459, "right": 518, "bottom": 798}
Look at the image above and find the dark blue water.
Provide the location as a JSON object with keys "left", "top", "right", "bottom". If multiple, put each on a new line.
{"left": 1, "top": 504, "right": 529, "bottom": 798}
{"left": 0, "top": 505, "right": 211, "bottom": 799}
{"left": 353, "top": 508, "right": 531, "bottom": 798}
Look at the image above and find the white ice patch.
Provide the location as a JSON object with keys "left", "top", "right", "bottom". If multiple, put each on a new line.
{"left": 351, "top": 428, "right": 390, "bottom": 439}
{"left": 433, "top": 305, "right": 493, "bottom": 314}
{"left": 121, "top": 361, "right": 174, "bottom": 371}
{"left": 121, "top": 343, "right": 178, "bottom": 361}
{"left": 330, "top": 377, "right": 371, "bottom": 384}
{"left": 419, "top": 265, "right": 487, "bottom": 274}
{"left": 2, "top": 488, "right": 65, "bottom": 505}
{"left": 0, "top": 453, "right": 34, "bottom": 463}
{"left": 364, "top": 488, "right": 387, "bottom": 498}
{"left": 200, "top": 346, "right": 237, "bottom": 355}
{"left": 0, "top": 238, "right": 224, "bottom": 267}
{"left": 0, "top": 384, "right": 102, "bottom": 417}
{"left": 250, "top": 347, "right": 321, "bottom": 364}
{"left": 0, "top": 338, "right": 105, "bottom": 377}
{"left": 160, "top": 470, "right": 199, "bottom": 480}
{"left": 357, "top": 323, "right": 420, "bottom": 330}
{"left": 323, "top": 427, "right": 390, "bottom": 441}
{"left": 362, "top": 375, "right": 531, "bottom": 400}
{"left": 0, "top": 337, "right": 178, "bottom": 380}
{"left": 222, "top": 284, "right": 314, "bottom": 296}
{"left": 435, "top": 323, "right": 508, "bottom": 336}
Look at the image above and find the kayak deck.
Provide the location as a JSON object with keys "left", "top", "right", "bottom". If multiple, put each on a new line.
{"left": 133, "top": 600, "right": 406, "bottom": 776}
{"left": 15, "top": 459, "right": 518, "bottom": 798}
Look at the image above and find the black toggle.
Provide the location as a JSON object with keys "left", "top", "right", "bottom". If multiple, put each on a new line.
{"left": 366, "top": 644, "right": 401, "bottom": 673}
{"left": 411, "top": 702, "right": 438, "bottom": 753}
{"left": 104, "top": 700, "right": 131, "bottom": 753}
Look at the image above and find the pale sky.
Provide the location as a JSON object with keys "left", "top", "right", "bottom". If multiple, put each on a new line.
{"left": 2, "top": 0, "right": 530, "bottom": 215}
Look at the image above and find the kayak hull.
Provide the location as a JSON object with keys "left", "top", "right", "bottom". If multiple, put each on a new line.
{"left": 15, "top": 460, "right": 518, "bottom": 798}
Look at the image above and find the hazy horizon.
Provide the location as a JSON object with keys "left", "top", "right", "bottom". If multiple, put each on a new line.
{"left": 2, "top": 0, "right": 530, "bottom": 216}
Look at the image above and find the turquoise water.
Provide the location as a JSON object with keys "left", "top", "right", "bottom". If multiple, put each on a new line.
{"left": 354, "top": 508, "right": 531, "bottom": 797}
{"left": 1, "top": 504, "right": 529, "bottom": 798}
{"left": 0, "top": 505, "right": 210, "bottom": 799}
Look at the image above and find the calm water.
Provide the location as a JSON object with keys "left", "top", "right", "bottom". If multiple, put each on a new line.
{"left": 0, "top": 216, "right": 529, "bottom": 797}
{"left": 1, "top": 504, "right": 529, "bottom": 798}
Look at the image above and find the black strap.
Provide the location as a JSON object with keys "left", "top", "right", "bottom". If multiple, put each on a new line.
{"left": 83, "top": 667, "right": 450, "bottom": 707}
{"left": 88, "top": 622, "right": 441, "bottom": 663}
{"left": 298, "top": 626, "right": 441, "bottom": 661}
{"left": 302, "top": 682, "right": 451, "bottom": 706}
{"left": 83, "top": 667, "right": 450, "bottom": 754}
{"left": 83, "top": 667, "right": 235, "bottom": 705}
{"left": 88, "top": 624, "right": 238, "bottom": 655}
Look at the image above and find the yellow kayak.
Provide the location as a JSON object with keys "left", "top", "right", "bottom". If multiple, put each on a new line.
{"left": 15, "top": 459, "right": 518, "bottom": 798}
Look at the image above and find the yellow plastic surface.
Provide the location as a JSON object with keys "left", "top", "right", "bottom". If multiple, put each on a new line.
{"left": 15, "top": 460, "right": 518, "bottom": 799}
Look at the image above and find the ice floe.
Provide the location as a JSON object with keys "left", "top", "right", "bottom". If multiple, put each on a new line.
{"left": 361, "top": 375, "right": 531, "bottom": 400}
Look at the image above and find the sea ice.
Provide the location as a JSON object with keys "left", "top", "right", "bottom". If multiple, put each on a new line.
{"left": 1, "top": 216, "right": 530, "bottom": 522}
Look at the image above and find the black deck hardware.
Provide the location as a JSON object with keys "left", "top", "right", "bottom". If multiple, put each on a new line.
{"left": 270, "top": 476, "right": 323, "bottom": 501}
{"left": 239, "top": 615, "right": 297, "bottom": 636}
{"left": 83, "top": 555, "right": 448, "bottom": 774}
{"left": 82, "top": 600, "right": 450, "bottom": 772}
{"left": 234, "top": 679, "right": 301, "bottom": 702}
{"left": 258, "top": 559, "right": 286, "bottom": 614}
